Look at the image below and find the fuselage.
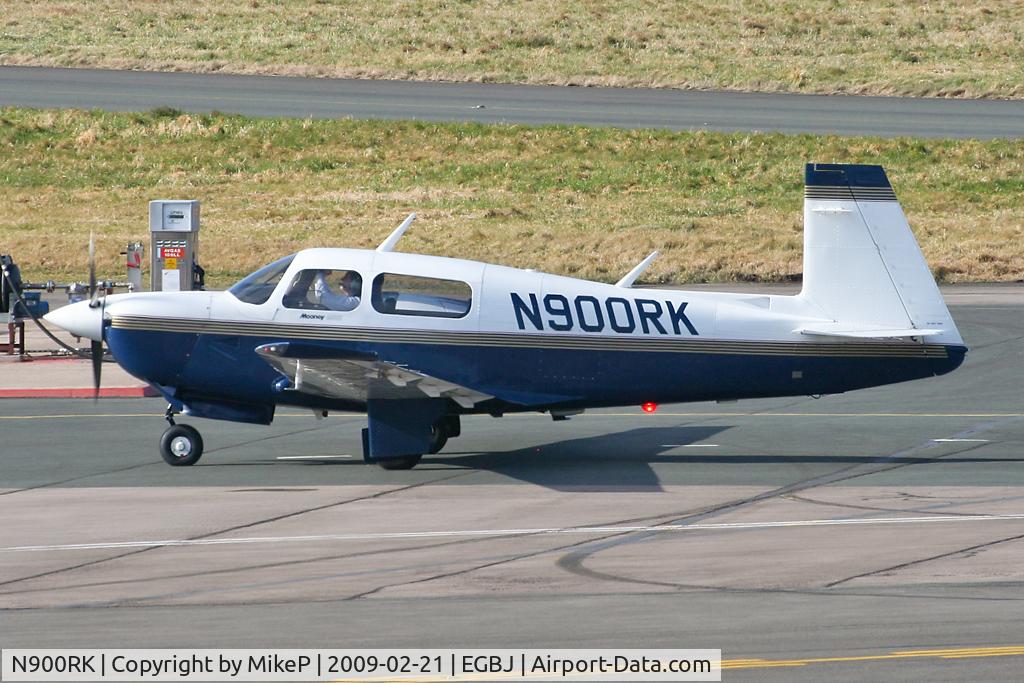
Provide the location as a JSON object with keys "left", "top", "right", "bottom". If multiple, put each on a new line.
{"left": 50, "top": 247, "right": 966, "bottom": 421}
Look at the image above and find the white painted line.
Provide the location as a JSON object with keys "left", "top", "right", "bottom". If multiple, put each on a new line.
{"left": 275, "top": 455, "right": 352, "bottom": 460}
{"left": 661, "top": 444, "right": 719, "bottom": 448}
{"left": 932, "top": 438, "right": 990, "bottom": 443}
{"left": 5, "top": 514, "right": 1024, "bottom": 554}
{"left": 5, "top": 412, "right": 1024, "bottom": 421}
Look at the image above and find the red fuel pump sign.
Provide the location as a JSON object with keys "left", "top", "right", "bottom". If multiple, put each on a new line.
{"left": 159, "top": 247, "right": 185, "bottom": 259}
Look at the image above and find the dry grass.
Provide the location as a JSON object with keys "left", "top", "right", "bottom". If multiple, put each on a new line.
{"left": 1, "top": 107, "right": 1022, "bottom": 288}
{"left": 2, "top": 1, "right": 1023, "bottom": 98}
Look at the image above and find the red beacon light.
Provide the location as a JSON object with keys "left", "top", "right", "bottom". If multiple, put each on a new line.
{"left": 641, "top": 402, "right": 658, "bottom": 413}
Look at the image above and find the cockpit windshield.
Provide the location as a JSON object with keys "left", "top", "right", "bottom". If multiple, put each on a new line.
{"left": 228, "top": 255, "right": 296, "bottom": 305}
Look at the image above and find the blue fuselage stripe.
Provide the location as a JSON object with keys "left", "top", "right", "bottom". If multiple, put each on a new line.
{"left": 106, "top": 327, "right": 967, "bottom": 416}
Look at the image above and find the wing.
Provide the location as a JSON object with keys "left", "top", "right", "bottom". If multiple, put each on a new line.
{"left": 255, "top": 342, "right": 493, "bottom": 409}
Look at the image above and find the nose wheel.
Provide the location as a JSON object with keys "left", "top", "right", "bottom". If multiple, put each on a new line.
{"left": 160, "top": 424, "right": 204, "bottom": 466}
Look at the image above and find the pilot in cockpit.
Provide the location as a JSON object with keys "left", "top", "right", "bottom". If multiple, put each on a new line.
{"left": 314, "top": 270, "right": 361, "bottom": 311}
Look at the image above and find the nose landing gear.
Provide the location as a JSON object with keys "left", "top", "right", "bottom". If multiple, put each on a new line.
{"left": 159, "top": 424, "right": 204, "bottom": 466}
{"left": 160, "top": 404, "right": 204, "bottom": 466}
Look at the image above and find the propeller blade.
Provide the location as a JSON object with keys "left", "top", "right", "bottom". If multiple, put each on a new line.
{"left": 88, "top": 232, "right": 98, "bottom": 308}
{"left": 90, "top": 339, "right": 103, "bottom": 401}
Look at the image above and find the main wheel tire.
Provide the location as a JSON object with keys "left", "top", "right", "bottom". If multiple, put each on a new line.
{"left": 427, "top": 421, "right": 450, "bottom": 454}
{"left": 377, "top": 454, "right": 423, "bottom": 470}
{"left": 160, "top": 424, "right": 204, "bottom": 466}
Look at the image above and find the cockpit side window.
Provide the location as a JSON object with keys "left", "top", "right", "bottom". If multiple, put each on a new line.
{"left": 228, "top": 255, "right": 296, "bottom": 305}
{"left": 283, "top": 269, "right": 362, "bottom": 312}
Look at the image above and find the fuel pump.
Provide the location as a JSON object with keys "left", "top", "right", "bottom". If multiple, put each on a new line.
{"left": 149, "top": 200, "right": 203, "bottom": 291}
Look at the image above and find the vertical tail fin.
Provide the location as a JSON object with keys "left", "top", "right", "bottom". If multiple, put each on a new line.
{"left": 799, "top": 163, "right": 962, "bottom": 345}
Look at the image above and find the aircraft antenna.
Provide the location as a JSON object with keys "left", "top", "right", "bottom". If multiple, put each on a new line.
{"left": 377, "top": 213, "right": 416, "bottom": 252}
{"left": 615, "top": 250, "right": 659, "bottom": 288}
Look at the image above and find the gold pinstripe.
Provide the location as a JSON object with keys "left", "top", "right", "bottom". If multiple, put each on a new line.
{"left": 110, "top": 315, "right": 950, "bottom": 359}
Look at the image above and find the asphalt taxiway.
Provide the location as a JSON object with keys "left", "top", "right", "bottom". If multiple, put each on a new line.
{"left": 3, "top": 66, "right": 1024, "bottom": 138}
{"left": 1, "top": 292, "right": 1023, "bottom": 681}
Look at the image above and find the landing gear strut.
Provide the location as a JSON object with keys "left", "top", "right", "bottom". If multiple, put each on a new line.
{"left": 159, "top": 423, "right": 204, "bottom": 466}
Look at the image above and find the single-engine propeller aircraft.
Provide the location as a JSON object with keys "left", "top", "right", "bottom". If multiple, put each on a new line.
{"left": 45, "top": 164, "right": 966, "bottom": 469}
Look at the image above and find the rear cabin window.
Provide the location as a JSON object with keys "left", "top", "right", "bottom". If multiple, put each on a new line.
{"left": 372, "top": 273, "right": 472, "bottom": 318}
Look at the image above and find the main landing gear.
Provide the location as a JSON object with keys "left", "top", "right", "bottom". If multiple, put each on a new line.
{"left": 159, "top": 404, "right": 204, "bottom": 467}
{"left": 374, "top": 414, "right": 461, "bottom": 470}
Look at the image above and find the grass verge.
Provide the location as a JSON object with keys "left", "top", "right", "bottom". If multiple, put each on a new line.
{"left": 1, "top": 1, "right": 1023, "bottom": 98}
{"left": 1, "top": 107, "right": 1021, "bottom": 288}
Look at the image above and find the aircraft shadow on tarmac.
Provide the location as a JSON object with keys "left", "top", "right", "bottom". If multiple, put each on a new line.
{"left": 217, "top": 426, "right": 729, "bottom": 491}
{"left": 214, "top": 425, "right": 1019, "bottom": 492}
{"left": 431, "top": 426, "right": 731, "bottom": 491}
{"left": 428, "top": 428, "right": 1020, "bottom": 490}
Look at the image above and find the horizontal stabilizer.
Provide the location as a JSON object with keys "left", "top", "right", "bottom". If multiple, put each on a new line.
{"left": 796, "top": 323, "right": 942, "bottom": 339}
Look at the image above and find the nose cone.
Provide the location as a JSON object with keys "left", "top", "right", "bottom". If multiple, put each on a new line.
{"left": 44, "top": 300, "right": 104, "bottom": 341}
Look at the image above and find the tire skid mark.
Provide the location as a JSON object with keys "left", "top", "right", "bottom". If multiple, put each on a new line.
{"left": 781, "top": 493, "right": 1008, "bottom": 517}
{"left": 61, "top": 494, "right": 766, "bottom": 606}
{"left": 0, "top": 470, "right": 473, "bottom": 591}
{"left": 313, "top": 414, "right": 1016, "bottom": 600}
{"left": 554, "top": 417, "right": 1020, "bottom": 590}
{"left": 826, "top": 532, "right": 1024, "bottom": 588}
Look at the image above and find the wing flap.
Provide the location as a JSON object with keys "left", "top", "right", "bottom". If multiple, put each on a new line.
{"left": 255, "top": 342, "right": 493, "bottom": 407}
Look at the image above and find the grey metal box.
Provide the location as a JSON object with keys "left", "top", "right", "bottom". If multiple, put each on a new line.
{"left": 149, "top": 200, "right": 200, "bottom": 232}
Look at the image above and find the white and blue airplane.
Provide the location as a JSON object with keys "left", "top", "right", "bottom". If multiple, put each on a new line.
{"left": 45, "top": 163, "right": 966, "bottom": 469}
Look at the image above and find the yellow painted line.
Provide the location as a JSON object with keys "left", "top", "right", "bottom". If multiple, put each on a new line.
{"left": 903, "top": 646, "right": 1024, "bottom": 655}
{"left": 328, "top": 646, "right": 1024, "bottom": 681}
{"left": 722, "top": 645, "right": 1024, "bottom": 669}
